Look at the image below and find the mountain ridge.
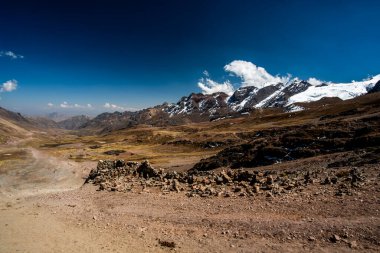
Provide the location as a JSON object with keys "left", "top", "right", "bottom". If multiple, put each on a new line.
{"left": 3, "top": 75, "right": 379, "bottom": 132}
{"left": 74, "top": 75, "right": 380, "bottom": 132}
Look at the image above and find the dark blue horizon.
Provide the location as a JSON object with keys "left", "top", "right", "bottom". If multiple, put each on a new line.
{"left": 0, "top": 0, "right": 379, "bottom": 115}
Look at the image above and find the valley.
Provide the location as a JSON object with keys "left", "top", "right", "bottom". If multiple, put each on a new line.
{"left": 0, "top": 92, "right": 379, "bottom": 252}
{"left": 2, "top": 1, "right": 380, "bottom": 251}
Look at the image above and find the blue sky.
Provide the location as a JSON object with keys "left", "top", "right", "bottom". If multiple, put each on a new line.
{"left": 0, "top": 0, "right": 379, "bottom": 115}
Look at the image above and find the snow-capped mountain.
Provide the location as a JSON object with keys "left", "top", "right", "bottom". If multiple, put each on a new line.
{"left": 164, "top": 92, "right": 229, "bottom": 117}
{"left": 163, "top": 74, "right": 380, "bottom": 117}
{"left": 287, "top": 75, "right": 380, "bottom": 105}
{"left": 77, "top": 74, "right": 380, "bottom": 132}
{"left": 228, "top": 85, "right": 280, "bottom": 111}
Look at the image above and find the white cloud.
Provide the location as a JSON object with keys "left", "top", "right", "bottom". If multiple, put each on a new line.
{"left": 224, "top": 60, "right": 290, "bottom": 89}
{"left": 198, "top": 78, "right": 234, "bottom": 96}
{"left": 0, "top": 51, "right": 24, "bottom": 59}
{"left": 47, "top": 102, "right": 54, "bottom": 107}
{"left": 60, "top": 101, "right": 72, "bottom": 108}
{"left": 59, "top": 101, "right": 93, "bottom": 109}
{"left": 104, "top": 102, "right": 125, "bottom": 111}
{"left": 75, "top": 103, "right": 93, "bottom": 109}
{"left": 197, "top": 60, "right": 292, "bottom": 95}
{"left": 0, "top": 80, "right": 18, "bottom": 92}
{"left": 307, "top": 77, "right": 324, "bottom": 86}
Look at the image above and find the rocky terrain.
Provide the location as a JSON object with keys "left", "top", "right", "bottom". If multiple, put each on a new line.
{"left": 78, "top": 150, "right": 380, "bottom": 251}
{"left": 86, "top": 158, "right": 371, "bottom": 199}
{"left": 57, "top": 115, "right": 91, "bottom": 130}
{"left": 0, "top": 88, "right": 380, "bottom": 252}
{"left": 192, "top": 115, "right": 380, "bottom": 171}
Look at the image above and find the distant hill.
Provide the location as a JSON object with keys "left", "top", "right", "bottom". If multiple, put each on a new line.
{"left": 0, "top": 107, "right": 31, "bottom": 125}
{"left": 57, "top": 115, "right": 91, "bottom": 130}
{"left": 0, "top": 107, "right": 34, "bottom": 142}
{"left": 45, "top": 112, "right": 72, "bottom": 122}
{"left": 27, "top": 117, "right": 59, "bottom": 129}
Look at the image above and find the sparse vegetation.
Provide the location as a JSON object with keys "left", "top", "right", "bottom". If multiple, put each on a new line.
{"left": 1, "top": 93, "right": 380, "bottom": 252}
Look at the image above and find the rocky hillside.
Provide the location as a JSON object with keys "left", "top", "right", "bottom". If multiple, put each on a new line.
{"left": 0, "top": 107, "right": 36, "bottom": 142}
{"left": 0, "top": 107, "right": 31, "bottom": 125}
{"left": 369, "top": 80, "right": 380, "bottom": 93}
{"left": 28, "top": 117, "right": 59, "bottom": 129}
{"left": 77, "top": 75, "right": 380, "bottom": 133}
{"left": 57, "top": 115, "right": 91, "bottom": 130}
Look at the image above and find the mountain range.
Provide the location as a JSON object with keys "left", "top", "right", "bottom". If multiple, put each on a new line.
{"left": 77, "top": 75, "right": 380, "bottom": 132}
{"left": 2, "top": 75, "right": 380, "bottom": 134}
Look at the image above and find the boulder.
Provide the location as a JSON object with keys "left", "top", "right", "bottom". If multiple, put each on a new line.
{"left": 136, "top": 160, "right": 159, "bottom": 179}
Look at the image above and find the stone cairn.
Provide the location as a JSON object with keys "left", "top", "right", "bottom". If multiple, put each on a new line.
{"left": 84, "top": 160, "right": 366, "bottom": 198}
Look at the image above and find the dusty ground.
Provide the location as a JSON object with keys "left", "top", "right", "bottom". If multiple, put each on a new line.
{"left": 0, "top": 138, "right": 379, "bottom": 252}
{"left": 1, "top": 95, "right": 380, "bottom": 252}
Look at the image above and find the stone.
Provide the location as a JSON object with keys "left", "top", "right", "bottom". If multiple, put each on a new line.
{"left": 323, "top": 177, "right": 331, "bottom": 185}
{"left": 330, "top": 234, "right": 341, "bottom": 243}
{"left": 224, "top": 191, "right": 232, "bottom": 197}
{"left": 136, "top": 160, "right": 159, "bottom": 179}
{"left": 114, "top": 160, "right": 126, "bottom": 168}
{"left": 246, "top": 189, "right": 254, "bottom": 196}
{"left": 349, "top": 240, "right": 358, "bottom": 249}
{"left": 158, "top": 240, "right": 176, "bottom": 248}
{"left": 215, "top": 176, "right": 224, "bottom": 185}
{"left": 233, "top": 187, "right": 242, "bottom": 192}
{"left": 266, "top": 175, "right": 274, "bottom": 185}
{"left": 171, "top": 179, "right": 181, "bottom": 192}
{"left": 220, "top": 171, "right": 232, "bottom": 183}
{"left": 187, "top": 175, "right": 194, "bottom": 184}
{"left": 253, "top": 185, "right": 260, "bottom": 193}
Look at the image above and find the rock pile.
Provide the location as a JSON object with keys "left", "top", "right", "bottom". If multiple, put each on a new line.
{"left": 85, "top": 160, "right": 367, "bottom": 198}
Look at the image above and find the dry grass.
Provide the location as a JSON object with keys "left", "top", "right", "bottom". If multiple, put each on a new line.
{"left": 3, "top": 93, "right": 379, "bottom": 170}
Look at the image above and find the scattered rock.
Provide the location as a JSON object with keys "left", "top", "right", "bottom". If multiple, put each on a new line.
{"left": 158, "top": 239, "right": 176, "bottom": 248}
{"left": 330, "top": 234, "right": 341, "bottom": 243}
{"left": 136, "top": 160, "right": 159, "bottom": 179}
{"left": 253, "top": 184, "right": 260, "bottom": 193}
{"left": 85, "top": 159, "right": 369, "bottom": 199}
{"left": 221, "top": 171, "right": 232, "bottom": 183}
{"left": 349, "top": 240, "right": 358, "bottom": 249}
{"left": 215, "top": 176, "right": 224, "bottom": 185}
{"left": 171, "top": 179, "right": 181, "bottom": 192}
{"left": 266, "top": 175, "right": 274, "bottom": 185}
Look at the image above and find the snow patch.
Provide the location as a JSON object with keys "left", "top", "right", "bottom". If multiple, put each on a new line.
{"left": 287, "top": 75, "right": 380, "bottom": 105}
{"left": 286, "top": 105, "right": 304, "bottom": 112}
